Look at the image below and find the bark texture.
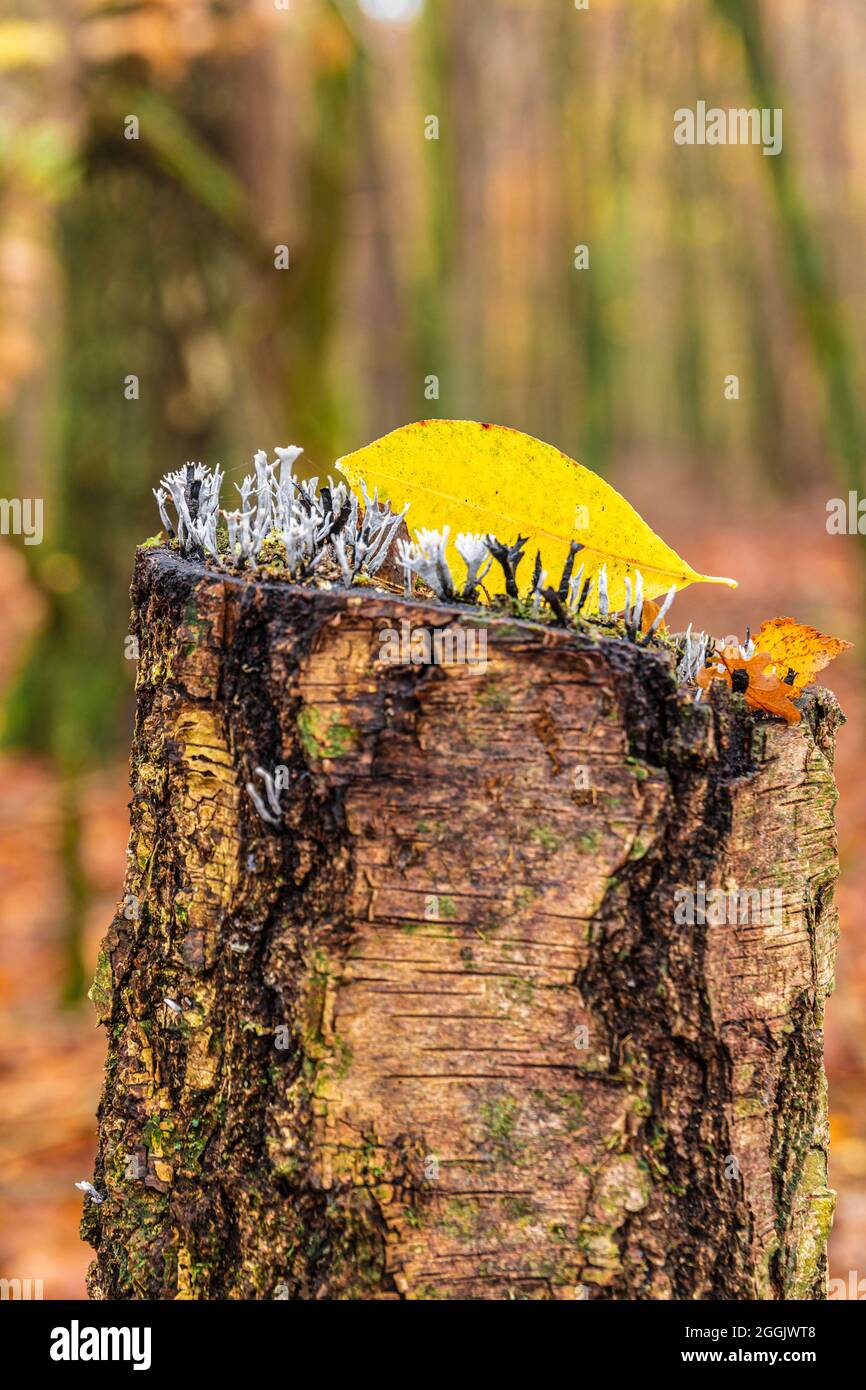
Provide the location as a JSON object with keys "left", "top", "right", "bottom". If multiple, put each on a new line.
{"left": 83, "top": 545, "right": 843, "bottom": 1300}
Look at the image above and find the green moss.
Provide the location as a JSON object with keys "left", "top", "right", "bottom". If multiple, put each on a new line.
{"left": 481, "top": 1097, "right": 519, "bottom": 1159}
{"left": 478, "top": 683, "right": 511, "bottom": 711}
{"left": 330, "top": 1035, "right": 353, "bottom": 1079}
{"left": 562, "top": 1091, "right": 585, "bottom": 1131}
{"left": 181, "top": 1114, "right": 211, "bottom": 1170}
{"left": 530, "top": 825, "right": 560, "bottom": 852}
{"left": 316, "top": 1189, "right": 388, "bottom": 1299}
{"left": 442, "top": 1197, "right": 480, "bottom": 1241}
{"left": 88, "top": 946, "right": 114, "bottom": 1025}
{"left": 416, "top": 818, "right": 446, "bottom": 838}
{"left": 297, "top": 706, "right": 358, "bottom": 760}
{"left": 504, "top": 1196, "right": 537, "bottom": 1224}
{"left": 577, "top": 1155, "right": 651, "bottom": 1281}
{"left": 503, "top": 976, "right": 534, "bottom": 1007}
{"left": 786, "top": 1149, "right": 835, "bottom": 1298}
{"left": 734, "top": 1097, "right": 766, "bottom": 1118}
{"left": 141, "top": 1115, "right": 165, "bottom": 1149}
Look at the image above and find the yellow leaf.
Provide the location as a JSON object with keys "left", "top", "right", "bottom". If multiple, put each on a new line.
{"left": 337, "top": 420, "right": 735, "bottom": 610}
{"left": 752, "top": 618, "right": 852, "bottom": 691}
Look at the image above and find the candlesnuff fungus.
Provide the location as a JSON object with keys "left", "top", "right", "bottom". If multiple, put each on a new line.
{"left": 74, "top": 1181, "right": 105, "bottom": 1205}
{"left": 399, "top": 526, "right": 456, "bottom": 600}
{"left": 596, "top": 563, "right": 610, "bottom": 616}
{"left": 154, "top": 450, "right": 409, "bottom": 583}
{"left": 455, "top": 532, "right": 492, "bottom": 602}
{"left": 246, "top": 767, "right": 283, "bottom": 826}
{"left": 149, "top": 445, "right": 850, "bottom": 723}
{"left": 150, "top": 449, "right": 684, "bottom": 656}
{"left": 484, "top": 533, "right": 529, "bottom": 599}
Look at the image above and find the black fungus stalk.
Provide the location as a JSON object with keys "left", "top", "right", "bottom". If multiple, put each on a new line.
{"left": 557, "top": 542, "right": 582, "bottom": 601}
{"left": 576, "top": 576, "right": 593, "bottom": 614}
{"left": 542, "top": 587, "right": 569, "bottom": 626}
{"left": 485, "top": 534, "right": 528, "bottom": 600}
{"left": 532, "top": 551, "right": 542, "bottom": 594}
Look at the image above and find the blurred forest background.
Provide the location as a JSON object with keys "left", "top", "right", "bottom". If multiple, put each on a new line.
{"left": 2, "top": 0, "right": 866, "bottom": 1297}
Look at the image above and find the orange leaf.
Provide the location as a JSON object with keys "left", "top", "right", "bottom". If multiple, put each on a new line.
{"left": 696, "top": 646, "right": 801, "bottom": 724}
{"left": 752, "top": 618, "right": 852, "bottom": 691}
{"left": 641, "top": 598, "right": 666, "bottom": 634}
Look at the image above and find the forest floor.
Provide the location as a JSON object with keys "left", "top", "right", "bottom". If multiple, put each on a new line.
{"left": 1, "top": 464, "right": 864, "bottom": 1298}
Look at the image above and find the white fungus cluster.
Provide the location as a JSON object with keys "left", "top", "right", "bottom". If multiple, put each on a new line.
{"left": 153, "top": 447, "right": 408, "bottom": 582}
{"left": 151, "top": 450, "right": 681, "bottom": 653}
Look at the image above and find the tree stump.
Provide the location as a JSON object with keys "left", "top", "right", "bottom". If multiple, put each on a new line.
{"left": 83, "top": 545, "right": 843, "bottom": 1300}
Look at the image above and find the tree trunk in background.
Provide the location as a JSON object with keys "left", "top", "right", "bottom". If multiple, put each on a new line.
{"left": 83, "top": 547, "right": 842, "bottom": 1300}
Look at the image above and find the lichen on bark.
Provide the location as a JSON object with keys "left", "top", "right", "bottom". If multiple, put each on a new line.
{"left": 83, "top": 546, "right": 843, "bottom": 1300}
